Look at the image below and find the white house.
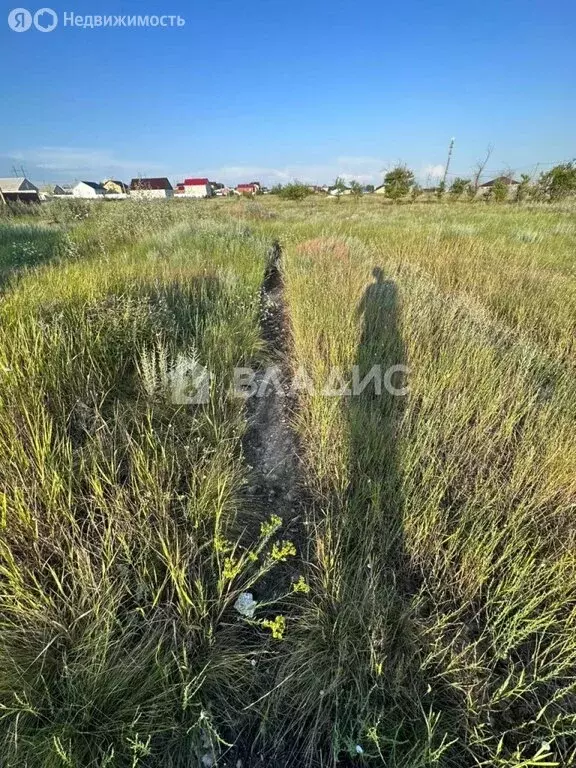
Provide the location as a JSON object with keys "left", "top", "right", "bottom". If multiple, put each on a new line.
{"left": 183, "top": 177, "right": 213, "bottom": 198}
{"left": 477, "top": 176, "right": 520, "bottom": 198}
{"left": 73, "top": 181, "right": 106, "bottom": 198}
{"left": 129, "top": 177, "right": 173, "bottom": 199}
{"left": 329, "top": 186, "right": 352, "bottom": 196}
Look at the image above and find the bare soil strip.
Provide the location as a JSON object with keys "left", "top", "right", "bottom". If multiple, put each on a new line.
{"left": 242, "top": 241, "right": 306, "bottom": 573}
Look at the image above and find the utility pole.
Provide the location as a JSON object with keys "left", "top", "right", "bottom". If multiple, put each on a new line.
{"left": 441, "top": 137, "right": 455, "bottom": 188}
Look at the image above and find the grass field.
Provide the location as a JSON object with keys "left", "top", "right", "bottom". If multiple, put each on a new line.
{"left": 0, "top": 196, "right": 575, "bottom": 767}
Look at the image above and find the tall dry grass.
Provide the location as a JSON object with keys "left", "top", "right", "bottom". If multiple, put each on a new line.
{"left": 271, "top": 201, "right": 576, "bottom": 766}
{"left": 1, "top": 196, "right": 575, "bottom": 766}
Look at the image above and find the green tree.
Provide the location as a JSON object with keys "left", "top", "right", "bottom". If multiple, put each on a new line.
{"left": 332, "top": 176, "right": 348, "bottom": 203}
{"left": 492, "top": 177, "right": 509, "bottom": 203}
{"left": 515, "top": 173, "right": 531, "bottom": 203}
{"left": 384, "top": 165, "right": 415, "bottom": 201}
{"left": 435, "top": 180, "right": 446, "bottom": 199}
{"left": 449, "top": 177, "right": 471, "bottom": 199}
{"left": 538, "top": 161, "right": 576, "bottom": 201}
{"left": 364, "top": 184, "right": 375, "bottom": 193}
{"left": 349, "top": 180, "right": 363, "bottom": 199}
{"left": 279, "top": 182, "right": 311, "bottom": 201}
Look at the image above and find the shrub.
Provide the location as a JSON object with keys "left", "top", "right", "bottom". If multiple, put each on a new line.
{"left": 384, "top": 165, "right": 415, "bottom": 200}
{"left": 331, "top": 177, "right": 348, "bottom": 202}
{"left": 449, "top": 178, "right": 471, "bottom": 199}
{"left": 491, "top": 177, "right": 509, "bottom": 203}
{"left": 44, "top": 197, "right": 97, "bottom": 223}
{"left": 349, "top": 180, "right": 363, "bottom": 198}
{"left": 515, "top": 173, "right": 531, "bottom": 202}
{"left": 538, "top": 160, "right": 576, "bottom": 201}
{"left": 279, "top": 182, "right": 312, "bottom": 201}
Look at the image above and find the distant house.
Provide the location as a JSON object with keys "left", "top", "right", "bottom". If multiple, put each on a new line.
{"left": 0, "top": 177, "right": 40, "bottom": 203}
{"left": 73, "top": 181, "right": 106, "bottom": 198}
{"left": 52, "top": 184, "right": 73, "bottom": 196}
{"left": 374, "top": 185, "right": 386, "bottom": 195}
{"left": 329, "top": 185, "right": 352, "bottom": 196}
{"left": 130, "top": 177, "right": 173, "bottom": 199}
{"left": 183, "top": 178, "right": 214, "bottom": 198}
{"left": 478, "top": 176, "right": 519, "bottom": 197}
{"left": 480, "top": 175, "right": 519, "bottom": 189}
{"left": 102, "top": 179, "right": 129, "bottom": 195}
{"left": 236, "top": 182, "right": 260, "bottom": 196}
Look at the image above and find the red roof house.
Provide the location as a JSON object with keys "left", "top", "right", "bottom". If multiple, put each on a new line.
{"left": 183, "top": 177, "right": 213, "bottom": 198}
{"left": 129, "top": 177, "right": 173, "bottom": 198}
{"left": 236, "top": 182, "right": 260, "bottom": 196}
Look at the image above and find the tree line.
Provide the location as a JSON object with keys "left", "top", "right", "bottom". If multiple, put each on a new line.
{"left": 269, "top": 159, "right": 576, "bottom": 202}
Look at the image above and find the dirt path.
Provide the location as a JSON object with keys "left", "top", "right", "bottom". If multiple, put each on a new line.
{"left": 243, "top": 241, "right": 303, "bottom": 530}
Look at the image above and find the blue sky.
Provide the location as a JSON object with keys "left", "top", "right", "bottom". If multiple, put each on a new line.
{"left": 1, "top": 0, "right": 574, "bottom": 186}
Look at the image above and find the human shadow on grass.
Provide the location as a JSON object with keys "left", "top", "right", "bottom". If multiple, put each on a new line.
{"left": 350, "top": 267, "right": 410, "bottom": 587}
{"left": 270, "top": 266, "right": 456, "bottom": 767}
{"left": 326, "top": 266, "right": 463, "bottom": 766}
{"left": 269, "top": 267, "right": 433, "bottom": 767}
{"left": 332, "top": 267, "right": 424, "bottom": 763}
